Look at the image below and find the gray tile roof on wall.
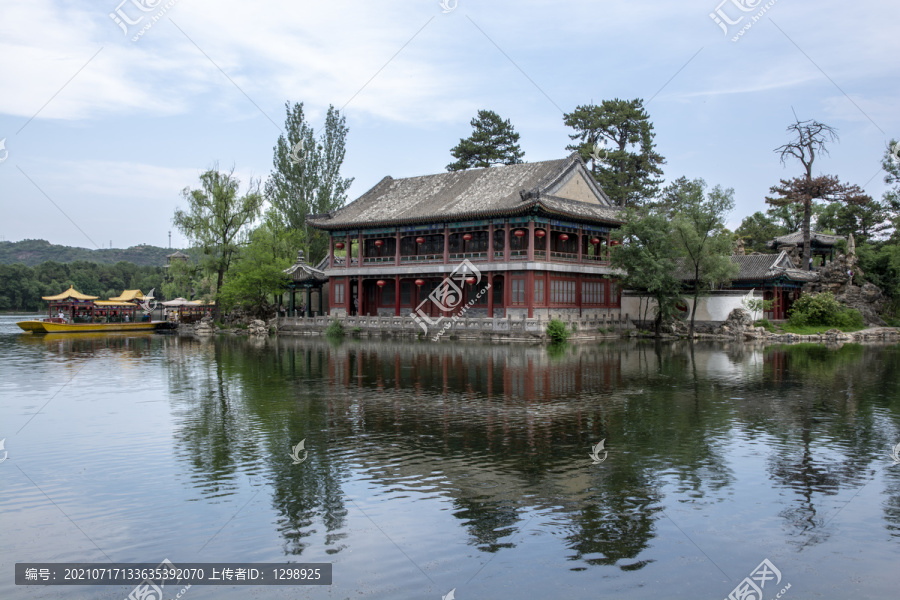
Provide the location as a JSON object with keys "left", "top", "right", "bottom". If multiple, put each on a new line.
{"left": 676, "top": 252, "right": 818, "bottom": 283}
{"left": 308, "top": 153, "right": 622, "bottom": 230}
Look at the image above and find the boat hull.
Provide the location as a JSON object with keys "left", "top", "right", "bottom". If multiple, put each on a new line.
{"left": 17, "top": 320, "right": 158, "bottom": 333}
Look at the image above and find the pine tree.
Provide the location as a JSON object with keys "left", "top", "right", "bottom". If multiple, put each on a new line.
{"left": 447, "top": 110, "right": 524, "bottom": 171}
{"left": 564, "top": 99, "right": 665, "bottom": 208}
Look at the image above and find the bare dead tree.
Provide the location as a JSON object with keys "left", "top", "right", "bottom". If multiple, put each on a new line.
{"left": 769, "top": 119, "right": 838, "bottom": 270}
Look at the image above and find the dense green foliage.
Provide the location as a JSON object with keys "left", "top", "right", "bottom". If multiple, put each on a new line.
{"left": 265, "top": 102, "right": 353, "bottom": 265}
{"left": 0, "top": 239, "right": 179, "bottom": 267}
{"left": 325, "top": 319, "right": 345, "bottom": 338}
{"left": 787, "top": 292, "right": 865, "bottom": 329}
{"left": 0, "top": 261, "right": 165, "bottom": 311}
{"left": 447, "top": 110, "right": 525, "bottom": 171}
{"left": 564, "top": 98, "right": 665, "bottom": 208}
{"left": 546, "top": 318, "right": 570, "bottom": 343}
{"left": 611, "top": 211, "right": 682, "bottom": 336}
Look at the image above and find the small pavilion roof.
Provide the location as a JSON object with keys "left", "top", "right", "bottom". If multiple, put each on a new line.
{"left": 308, "top": 153, "right": 622, "bottom": 231}
{"left": 766, "top": 230, "right": 844, "bottom": 249}
{"left": 167, "top": 250, "right": 189, "bottom": 259}
{"left": 284, "top": 250, "right": 327, "bottom": 283}
{"left": 42, "top": 286, "right": 99, "bottom": 301}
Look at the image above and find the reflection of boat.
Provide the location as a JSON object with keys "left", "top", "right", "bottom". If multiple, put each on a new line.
{"left": 16, "top": 286, "right": 163, "bottom": 334}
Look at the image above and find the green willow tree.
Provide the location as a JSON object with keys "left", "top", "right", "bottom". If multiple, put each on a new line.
{"left": 447, "top": 110, "right": 525, "bottom": 171}
{"left": 666, "top": 178, "right": 738, "bottom": 337}
{"left": 218, "top": 218, "right": 292, "bottom": 318}
{"left": 173, "top": 165, "right": 264, "bottom": 317}
{"left": 564, "top": 98, "right": 665, "bottom": 208}
{"left": 265, "top": 102, "right": 353, "bottom": 266}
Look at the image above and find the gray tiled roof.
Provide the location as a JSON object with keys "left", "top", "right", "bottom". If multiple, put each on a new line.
{"left": 284, "top": 251, "right": 327, "bottom": 283}
{"left": 767, "top": 230, "right": 844, "bottom": 248}
{"left": 676, "top": 252, "right": 818, "bottom": 283}
{"left": 308, "top": 153, "right": 622, "bottom": 230}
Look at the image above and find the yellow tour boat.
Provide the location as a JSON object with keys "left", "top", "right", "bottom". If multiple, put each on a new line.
{"left": 16, "top": 286, "right": 161, "bottom": 334}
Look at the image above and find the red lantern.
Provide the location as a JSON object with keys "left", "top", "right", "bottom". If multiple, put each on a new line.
{"left": 463, "top": 233, "right": 473, "bottom": 241}
{"left": 415, "top": 279, "right": 425, "bottom": 287}
{"left": 415, "top": 237, "right": 425, "bottom": 244}
{"left": 535, "top": 229, "right": 546, "bottom": 238}
{"left": 377, "top": 280, "right": 386, "bottom": 287}
{"left": 559, "top": 233, "right": 569, "bottom": 242}
{"left": 465, "top": 277, "right": 476, "bottom": 285}
{"left": 611, "top": 240, "right": 621, "bottom": 246}
{"left": 335, "top": 242, "right": 345, "bottom": 250}
{"left": 374, "top": 240, "right": 384, "bottom": 247}
{"left": 514, "top": 229, "right": 525, "bottom": 237}
{"left": 591, "top": 237, "right": 601, "bottom": 245}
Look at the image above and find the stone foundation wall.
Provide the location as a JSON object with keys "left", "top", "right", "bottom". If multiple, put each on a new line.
{"left": 277, "top": 312, "right": 634, "bottom": 341}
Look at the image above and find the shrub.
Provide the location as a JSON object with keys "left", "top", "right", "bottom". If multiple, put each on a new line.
{"left": 546, "top": 318, "right": 570, "bottom": 343}
{"left": 325, "top": 319, "right": 345, "bottom": 338}
{"left": 753, "top": 318, "right": 776, "bottom": 333}
{"left": 787, "top": 292, "right": 865, "bottom": 330}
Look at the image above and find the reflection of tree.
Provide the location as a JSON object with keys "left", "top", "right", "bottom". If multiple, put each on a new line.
{"left": 165, "top": 336, "right": 349, "bottom": 557}
{"left": 755, "top": 344, "right": 899, "bottom": 547}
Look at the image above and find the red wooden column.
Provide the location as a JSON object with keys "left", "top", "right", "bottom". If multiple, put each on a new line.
{"left": 357, "top": 275, "right": 363, "bottom": 316}
{"left": 504, "top": 223, "right": 511, "bottom": 262}
{"left": 394, "top": 276, "right": 400, "bottom": 316}
{"left": 344, "top": 277, "right": 351, "bottom": 315}
{"left": 576, "top": 273, "right": 583, "bottom": 317}
{"left": 526, "top": 270, "right": 534, "bottom": 318}
{"left": 487, "top": 271, "right": 494, "bottom": 318}
{"left": 346, "top": 232, "right": 352, "bottom": 265}
{"left": 527, "top": 221, "right": 535, "bottom": 261}
{"left": 503, "top": 271, "right": 510, "bottom": 317}
{"left": 577, "top": 227, "right": 583, "bottom": 263}
{"left": 395, "top": 230, "right": 401, "bottom": 265}
{"left": 488, "top": 222, "right": 495, "bottom": 261}
{"left": 443, "top": 225, "right": 449, "bottom": 264}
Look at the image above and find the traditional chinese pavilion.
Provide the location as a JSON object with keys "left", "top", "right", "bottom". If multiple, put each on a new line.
{"left": 307, "top": 153, "right": 624, "bottom": 319}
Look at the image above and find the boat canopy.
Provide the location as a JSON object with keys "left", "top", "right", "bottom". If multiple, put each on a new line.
{"left": 108, "top": 289, "right": 144, "bottom": 302}
{"left": 94, "top": 301, "right": 138, "bottom": 307}
{"left": 161, "top": 297, "right": 190, "bottom": 307}
{"left": 42, "top": 286, "right": 99, "bottom": 301}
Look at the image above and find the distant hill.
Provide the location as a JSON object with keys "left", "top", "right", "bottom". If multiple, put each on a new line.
{"left": 0, "top": 239, "right": 191, "bottom": 267}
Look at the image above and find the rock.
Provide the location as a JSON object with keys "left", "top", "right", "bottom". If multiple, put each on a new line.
{"left": 248, "top": 319, "right": 268, "bottom": 336}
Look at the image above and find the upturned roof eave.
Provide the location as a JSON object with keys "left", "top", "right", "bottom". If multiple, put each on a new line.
{"left": 308, "top": 201, "right": 622, "bottom": 232}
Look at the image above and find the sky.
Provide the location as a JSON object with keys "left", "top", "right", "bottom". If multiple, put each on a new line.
{"left": 0, "top": 0, "right": 898, "bottom": 250}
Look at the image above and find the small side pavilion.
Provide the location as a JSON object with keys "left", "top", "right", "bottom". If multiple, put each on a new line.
{"left": 766, "top": 231, "right": 844, "bottom": 267}
{"left": 283, "top": 250, "right": 327, "bottom": 317}
{"left": 42, "top": 286, "right": 99, "bottom": 322}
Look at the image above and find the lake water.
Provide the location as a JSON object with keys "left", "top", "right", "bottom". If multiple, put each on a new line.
{"left": 1, "top": 314, "right": 899, "bottom": 599}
